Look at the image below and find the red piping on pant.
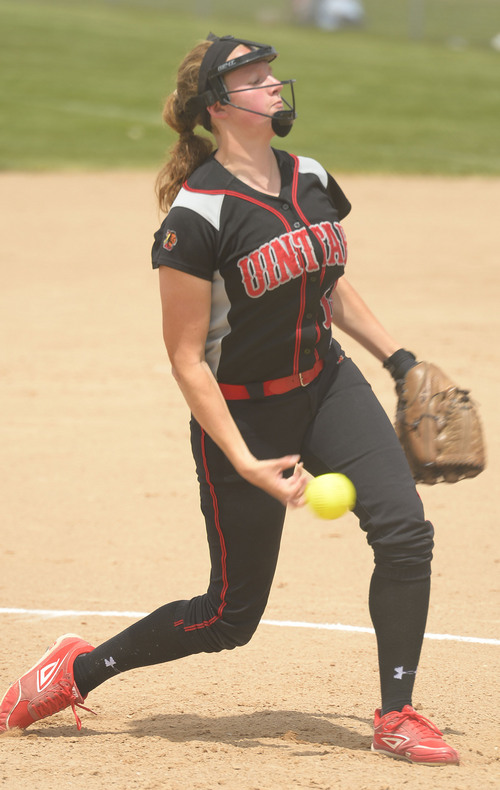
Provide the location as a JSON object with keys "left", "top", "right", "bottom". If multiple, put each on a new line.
{"left": 178, "top": 428, "right": 228, "bottom": 632}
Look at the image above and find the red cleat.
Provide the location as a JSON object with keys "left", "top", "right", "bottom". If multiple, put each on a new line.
{"left": 0, "top": 634, "right": 95, "bottom": 733}
{"left": 372, "top": 705, "right": 460, "bottom": 765}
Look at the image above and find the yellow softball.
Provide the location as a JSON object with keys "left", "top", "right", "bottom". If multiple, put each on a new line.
{"left": 305, "top": 473, "right": 356, "bottom": 520}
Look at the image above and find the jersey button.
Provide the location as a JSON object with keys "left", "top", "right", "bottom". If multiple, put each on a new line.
{"left": 303, "top": 348, "right": 312, "bottom": 355}
{"left": 293, "top": 221, "right": 301, "bottom": 229}
{"left": 305, "top": 312, "right": 313, "bottom": 320}
{"left": 282, "top": 203, "right": 289, "bottom": 210}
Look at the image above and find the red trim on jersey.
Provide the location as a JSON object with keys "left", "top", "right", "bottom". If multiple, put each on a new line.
{"left": 314, "top": 323, "right": 321, "bottom": 363}
{"left": 293, "top": 272, "right": 308, "bottom": 373}
{"left": 181, "top": 429, "right": 228, "bottom": 633}
{"left": 289, "top": 154, "right": 311, "bottom": 374}
{"left": 183, "top": 183, "right": 292, "bottom": 232}
{"left": 290, "top": 154, "right": 312, "bottom": 228}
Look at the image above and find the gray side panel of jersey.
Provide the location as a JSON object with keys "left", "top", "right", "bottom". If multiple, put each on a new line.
{"left": 297, "top": 156, "right": 328, "bottom": 189}
{"left": 170, "top": 188, "right": 224, "bottom": 230}
{"left": 205, "top": 270, "right": 231, "bottom": 377}
{"left": 170, "top": 188, "right": 228, "bottom": 376}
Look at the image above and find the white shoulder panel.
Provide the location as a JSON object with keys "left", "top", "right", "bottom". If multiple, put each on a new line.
{"left": 170, "top": 188, "right": 224, "bottom": 230}
{"left": 297, "top": 156, "right": 328, "bottom": 189}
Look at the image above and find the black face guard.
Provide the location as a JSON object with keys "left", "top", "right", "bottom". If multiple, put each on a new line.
{"left": 188, "top": 34, "right": 297, "bottom": 138}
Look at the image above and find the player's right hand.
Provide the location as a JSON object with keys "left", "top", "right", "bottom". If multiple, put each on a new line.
{"left": 238, "top": 455, "right": 308, "bottom": 507}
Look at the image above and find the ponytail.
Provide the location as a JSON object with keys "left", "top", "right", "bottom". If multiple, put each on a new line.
{"left": 156, "top": 41, "right": 214, "bottom": 213}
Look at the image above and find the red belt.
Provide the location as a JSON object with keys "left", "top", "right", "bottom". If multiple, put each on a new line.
{"left": 219, "top": 358, "right": 324, "bottom": 400}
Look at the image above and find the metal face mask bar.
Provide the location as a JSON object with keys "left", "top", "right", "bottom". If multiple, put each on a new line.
{"left": 219, "top": 80, "right": 296, "bottom": 138}
{"left": 189, "top": 34, "right": 297, "bottom": 138}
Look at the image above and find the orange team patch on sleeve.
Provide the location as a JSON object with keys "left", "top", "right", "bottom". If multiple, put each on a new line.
{"left": 163, "top": 230, "right": 178, "bottom": 251}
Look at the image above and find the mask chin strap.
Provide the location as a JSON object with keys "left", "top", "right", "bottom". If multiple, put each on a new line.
{"left": 271, "top": 111, "right": 295, "bottom": 138}
{"left": 221, "top": 80, "right": 296, "bottom": 138}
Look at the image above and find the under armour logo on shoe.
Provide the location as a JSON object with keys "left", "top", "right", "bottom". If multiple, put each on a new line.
{"left": 37, "top": 659, "right": 62, "bottom": 692}
{"left": 104, "top": 656, "right": 117, "bottom": 669}
{"left": 393, "top": 665, "right": 417, "bottom": 680}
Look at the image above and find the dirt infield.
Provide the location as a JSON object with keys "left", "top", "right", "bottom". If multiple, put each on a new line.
{"left": 0, "top": 172, "right": 499, "bottom": 789}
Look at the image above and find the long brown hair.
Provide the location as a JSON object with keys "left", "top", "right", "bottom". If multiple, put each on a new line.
{"left": 155, "top": 41, "right": 215, "bottom": 213}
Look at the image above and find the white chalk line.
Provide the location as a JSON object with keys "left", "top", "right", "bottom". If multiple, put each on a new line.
{"left": 1, "top": 608, "right": 498, "bottom": 646}
{"left": 7, "top": 97, "right": 161, "bottom": 126}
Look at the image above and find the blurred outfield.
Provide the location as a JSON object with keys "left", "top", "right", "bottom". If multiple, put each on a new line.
{"left": 1, "top": 0, "right": 499, "bottom": 174}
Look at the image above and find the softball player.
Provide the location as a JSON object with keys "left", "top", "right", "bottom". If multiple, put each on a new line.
{"left": 0, "top": 34, "right": 459, "bottom": 765}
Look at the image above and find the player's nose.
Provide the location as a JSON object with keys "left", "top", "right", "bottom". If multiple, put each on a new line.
{"left": 267, "top": 75, "right": 282, "bottom": 93}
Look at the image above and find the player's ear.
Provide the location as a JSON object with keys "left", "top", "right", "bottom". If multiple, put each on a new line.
{"left": 207, "top": 102, "right": 228, "bottom": 123}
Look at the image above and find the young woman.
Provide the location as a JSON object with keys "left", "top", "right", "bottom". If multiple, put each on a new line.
{"left": 0, "top": 34, "right": 459, "bottom": 766}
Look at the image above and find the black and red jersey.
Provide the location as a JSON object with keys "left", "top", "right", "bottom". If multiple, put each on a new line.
{"left": 152, "top": 148, "right": 351, "bottom": 385}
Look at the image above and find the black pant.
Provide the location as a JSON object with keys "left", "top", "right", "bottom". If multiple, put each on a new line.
{"left": 74, "top": 341, "right": 434, "bottom": 704}
{"left": 171, "top": 340, "right": 434, "bottom": 655}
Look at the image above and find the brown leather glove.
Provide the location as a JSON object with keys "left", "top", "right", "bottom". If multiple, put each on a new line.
{"left": 391, "top": 359, "right": 486, "bottom": 484}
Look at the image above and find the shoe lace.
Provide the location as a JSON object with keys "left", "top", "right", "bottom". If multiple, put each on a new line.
{"left": 33, "top": 679, "right": 96, "bottom": 731}
{"left": 385, "top": 707, "right": 443, "bottom": 737}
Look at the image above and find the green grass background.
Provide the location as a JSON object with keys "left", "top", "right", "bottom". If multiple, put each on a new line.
{"left": 1, "top": 0, "right": 499, "bottom": 174}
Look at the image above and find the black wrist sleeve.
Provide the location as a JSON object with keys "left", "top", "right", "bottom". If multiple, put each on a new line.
{"left": 383, "top": 348, "right": 418, "bottom": 382}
